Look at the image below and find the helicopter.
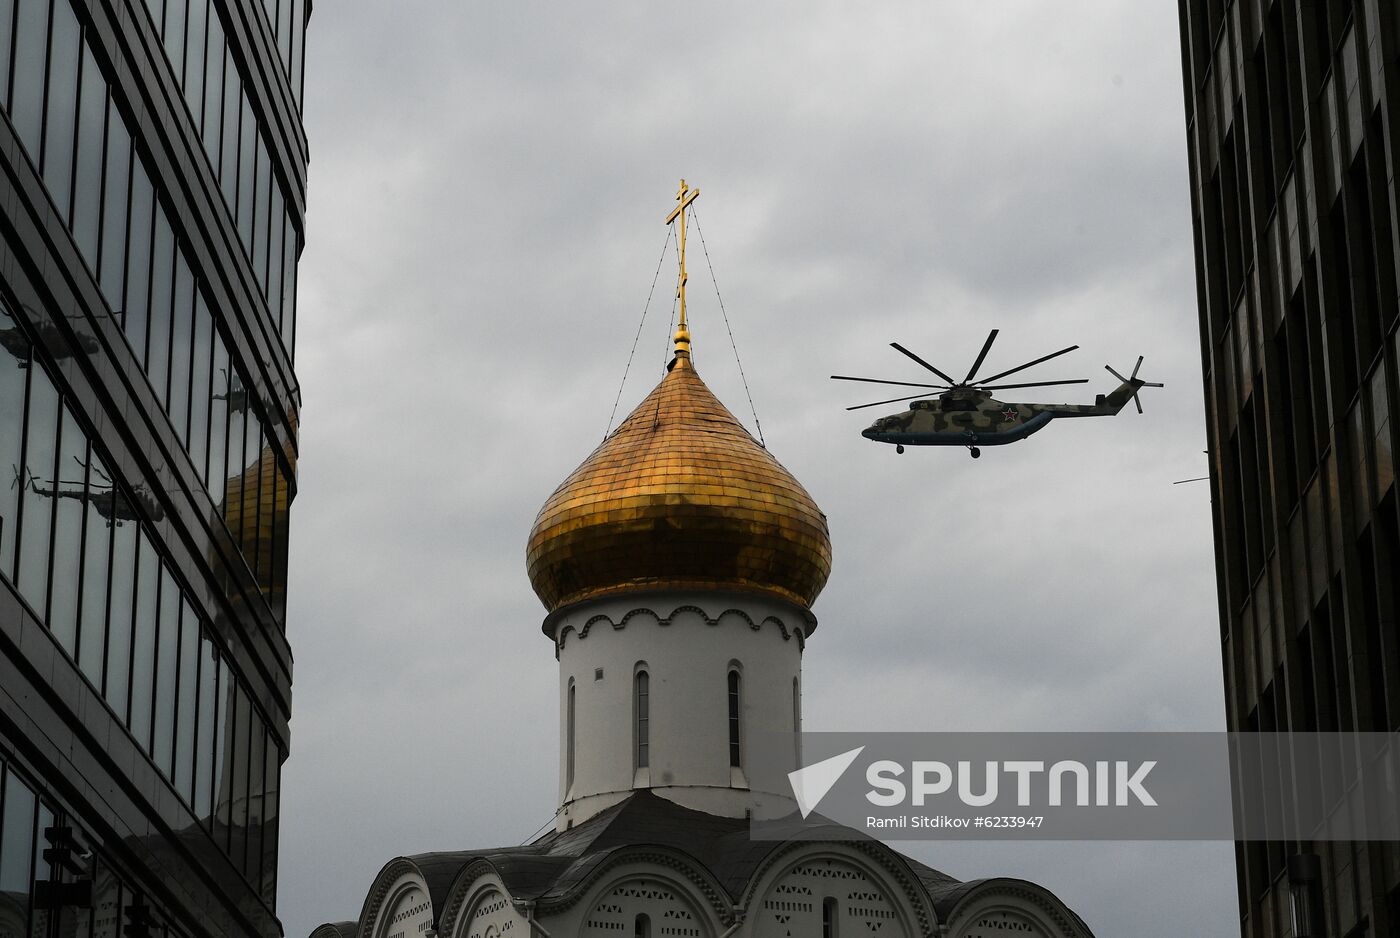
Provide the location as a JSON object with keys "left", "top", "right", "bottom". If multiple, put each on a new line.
{"left": 0, "top": 305, "right": 102, "bottom": 368}
{"left": 213, "top": 367, "right": 255, "bottom": 414}
{"left": 832, "top": 329, "right": 1162, "bottom": 458}
{"left": 13, "top": 457, "right": 165, "bottom": 526}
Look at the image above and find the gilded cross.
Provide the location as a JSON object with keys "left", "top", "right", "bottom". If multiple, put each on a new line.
{"left": 664, "top": 180, "right": 700, "bottom": 356}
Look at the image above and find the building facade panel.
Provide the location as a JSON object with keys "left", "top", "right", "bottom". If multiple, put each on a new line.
{"left": 2, "top": 0, "right": 299, "bottom": 607}
{"left": 0, "top": 125, "right": 291, "bottom": 720}
{"left": 1178, "top": 0, "right": 1400, "bottom": 935}
{"left": 0, "top": 0, "right": 306, "bottom": 931}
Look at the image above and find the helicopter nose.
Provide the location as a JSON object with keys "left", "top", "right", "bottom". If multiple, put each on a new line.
{"left": 862, "top": 426, "right": 878, "bottom": 439}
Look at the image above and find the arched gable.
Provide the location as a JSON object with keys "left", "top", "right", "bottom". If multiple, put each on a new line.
{"left": 357, "top": 858, "right": 436, "bottom": 938}
{"left": 546, "top": 850, "right": 731, "bottom": 938}
{"left": 943, "top": 879, "right": 1092, "bottom": 938}
{"left": 308, "top": 924, "right": 357, "bottom": 938}
{"left": 436, "top": 859, "right": 528, "bottom": 938}
{"left": 742, "top": 841, "right": 937, "bottom": 937}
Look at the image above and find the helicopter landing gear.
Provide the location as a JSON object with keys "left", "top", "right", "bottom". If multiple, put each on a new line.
{"left": 896, "top": 444, "right": 905, "bottom": 454}
{"left": 968, "top": 446, "right": 981, "bottom": 459}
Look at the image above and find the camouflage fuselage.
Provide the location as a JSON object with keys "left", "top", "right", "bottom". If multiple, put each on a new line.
{"left": 862, "top": 382, "right": 1144, "bottom": 448}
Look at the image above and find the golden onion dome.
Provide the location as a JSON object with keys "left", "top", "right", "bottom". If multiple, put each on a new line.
{"left": 526, "top": 350, "right": 832, "bottom": 614}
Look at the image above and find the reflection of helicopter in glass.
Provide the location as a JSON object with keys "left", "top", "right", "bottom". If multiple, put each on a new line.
{"left": 833, "top": 329, "right": 1163, "bottom": 458}
{"left": 13, "top": 457, "right": 165, "bottom": 526}
{"left": 213, "top": 368, "right": 254, "bottom": 414}
{"left": 0, "top": 305, "right": 101, "bottom": 368}
{"left": 0, "top": 320, "right": 29, "bottom": 362}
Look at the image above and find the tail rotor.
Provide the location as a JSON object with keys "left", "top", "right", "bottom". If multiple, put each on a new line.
{"left": 10, "top": 464, "right": 35, "bottom": 492}
{"left": 1106, "top": 356, "right": 1164, "bottom": 414}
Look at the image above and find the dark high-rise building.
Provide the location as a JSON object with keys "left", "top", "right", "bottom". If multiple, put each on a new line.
{"left": 1178, "top": 1, "right": 1399, "bottom": 936}
{"left": 0, "top": 0, "right": 306, "bottom": 934}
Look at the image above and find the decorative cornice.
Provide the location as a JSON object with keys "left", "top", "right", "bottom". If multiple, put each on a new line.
{"left": 539, "top": 846, "right": 734, "bottom": 927}
{"left": 555, "top": 604, "right": 805, "bottom": 653}
{"left": 945, "top": 879, "right": 1088, "bottom": 937}
{"left": 740, "top": 840, "right": 938, "bottom": 937}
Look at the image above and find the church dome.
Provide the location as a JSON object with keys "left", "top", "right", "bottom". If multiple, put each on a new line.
{"left": 526, "top": 350, "right": 832, "bottom": 613}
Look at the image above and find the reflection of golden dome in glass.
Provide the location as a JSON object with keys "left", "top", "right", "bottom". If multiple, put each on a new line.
{"left": 219, "top": 428, "right": 295, "bottom": 614}
{"left": 526, "top": 348, "right": 832, "bottom": 613}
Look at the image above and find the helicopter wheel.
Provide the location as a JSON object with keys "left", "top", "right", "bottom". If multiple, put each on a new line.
{"left": 896, "top": 444, "right": 905, "bottom": 454}
{"left": 969, "top": 447, "right": 981, "bottom": 459}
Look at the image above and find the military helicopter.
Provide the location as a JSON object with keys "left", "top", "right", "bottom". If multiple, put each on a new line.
{"left": 13, "top": 457, "right": 164, "bottom": 526}
{"left": 833, "top": 329, "right": 1162, "bottom": 457}
{"left": 213, "top": 367, "right": 254, "bottom": 414}
{"left": 0, "top": 305, "right": 101, "bottom": 368}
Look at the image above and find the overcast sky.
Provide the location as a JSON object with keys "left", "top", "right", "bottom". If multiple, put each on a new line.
{"left": 277, "top": 3, "right": 1237, "bottom": 936}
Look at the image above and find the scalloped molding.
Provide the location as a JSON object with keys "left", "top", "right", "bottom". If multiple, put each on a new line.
{"left": 945, "top": 881, "right": 1087, "bottom": 937}
{"left": 556, "top": 604, "right": 805, "bottom": 652}
{"left": 540, "top": 847, "right": 735, "bottom": 928}
{"left": 740, "top": 840, "right": 939, "bottom": 937}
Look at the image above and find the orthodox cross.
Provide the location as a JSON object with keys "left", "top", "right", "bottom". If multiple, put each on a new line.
{"left": 665, "top": 179, "right": 700, "bottom": 356}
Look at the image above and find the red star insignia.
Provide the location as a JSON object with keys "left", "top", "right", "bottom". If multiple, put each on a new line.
{"left": 1001, "top": 408, "right": 1018, "bottom": 421}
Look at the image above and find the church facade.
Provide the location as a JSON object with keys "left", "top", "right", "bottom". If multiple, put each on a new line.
{"left": 312, "top": 189, "right": 1095, "bottom": 938}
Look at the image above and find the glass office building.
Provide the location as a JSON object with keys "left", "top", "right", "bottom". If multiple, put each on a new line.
{"left": 0, "top": 0, "right": 306, "bottom": 933}
{"left": 1177, "top": 1, "right": 1399, "bottom": 936}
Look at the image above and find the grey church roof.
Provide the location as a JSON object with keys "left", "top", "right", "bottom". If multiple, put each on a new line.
{"left": 331, "top": 792, "right": 1093, "bottom": 937}
{"left": 342, "top": 791, "right": 965, "bottom": 925}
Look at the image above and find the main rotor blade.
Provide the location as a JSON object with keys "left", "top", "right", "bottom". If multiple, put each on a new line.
{"left": 846, "top": 391, "right": 939, "bottom": 411}
{"left": 974, "top": 379, "right": 1090, "bottom": 391}
{"left": 977, "top": 344, "right": 1080, "bottom": 384}
{"left": 889, "top": 342, "right": 957, "bottom": 385}
{"left": 964, "top": 329, "right": 999, "bottom": 383}
{"left": 830, "top": 375, "right": 949, "bottom": 389}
